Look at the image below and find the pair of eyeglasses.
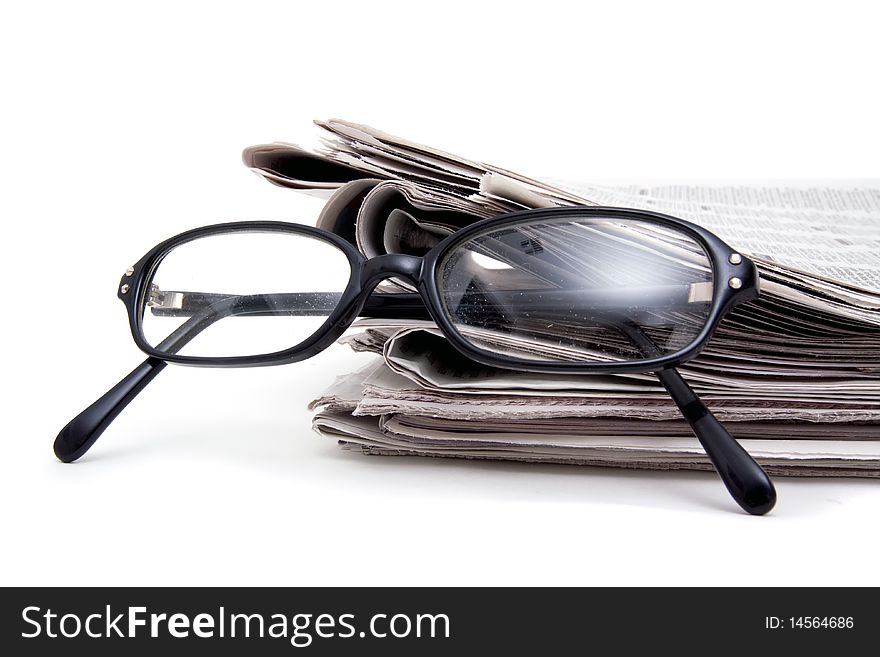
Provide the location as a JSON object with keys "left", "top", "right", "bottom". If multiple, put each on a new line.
{"left": 55, "top": 206, "right": 776, "bottom": 515}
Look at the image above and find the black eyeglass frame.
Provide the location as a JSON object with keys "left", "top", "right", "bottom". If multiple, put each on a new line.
{"left": 58, "top": 205, "right": 775, "bottom": 516}
{"left": 119, "top": 206, "right": 758, "bottom": 372}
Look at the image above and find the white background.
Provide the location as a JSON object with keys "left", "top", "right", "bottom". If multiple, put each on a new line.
{"left": 1, "top": 1, "right": 878, "bottom": 586}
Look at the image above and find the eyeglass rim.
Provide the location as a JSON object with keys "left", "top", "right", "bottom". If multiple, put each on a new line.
{"left": 420, "top": 205, "right": 758, "bottom": 374}
{"left": 117, "top": 206, "right": 759, "bottom": 372}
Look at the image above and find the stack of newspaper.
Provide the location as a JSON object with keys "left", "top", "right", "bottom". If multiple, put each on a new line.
{"left": 244, "top": 120, "right": 880, "bottom": 476}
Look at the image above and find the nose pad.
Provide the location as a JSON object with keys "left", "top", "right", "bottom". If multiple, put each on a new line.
{"left": 361, "top": 253, "right": 423, "bottom": 287}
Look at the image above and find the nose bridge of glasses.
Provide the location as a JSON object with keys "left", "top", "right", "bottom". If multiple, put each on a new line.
{"left": 361, "top": 253, "right": 424, "bottom": 288}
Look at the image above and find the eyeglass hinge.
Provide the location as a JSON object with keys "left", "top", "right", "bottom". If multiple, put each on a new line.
{"left": 148, "top": 284, "right": 184, "bottom": 310}
{"left": 687, "top": 281, "right": 713, "bottom": 303}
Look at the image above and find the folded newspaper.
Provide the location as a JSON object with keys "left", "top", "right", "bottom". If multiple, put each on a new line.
{"left": 245, "top": 120, "right": 880, "bottom": 476}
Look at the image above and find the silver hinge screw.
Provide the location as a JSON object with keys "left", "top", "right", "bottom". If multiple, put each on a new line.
{"left": 120, "top": 284, "right": 130, "bottom": 294}
{"left": 728, "top": 277, "right": 743, "bottom": 290}
{"left": 728, "top": 253, "right": 742, "bottom": 265}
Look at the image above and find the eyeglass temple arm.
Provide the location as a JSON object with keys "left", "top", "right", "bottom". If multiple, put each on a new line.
{"left": 53, "top": 290, "right": 436, "bottom": 463}
{"left": 460, "top": 278, "right": 774, "bottom": 515}
{"left": 147, "top": 281, "right": 711, "bottom": 321}
{"left": 147, "top": 290, "right": 434, "bottom": 320}
{"left": 465, "top": 240, "right": 775, "bottom": 513}
{"left": 54, "top": 289, "right": 252, "bottom": 462}
{"left": 655, "top": 367, "right": 776, "bottom": 514}
{"left": 613, "top": 319, "right": 776, "bottom": 515}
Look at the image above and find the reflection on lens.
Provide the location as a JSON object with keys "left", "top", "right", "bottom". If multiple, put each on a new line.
{"left": 437, "top": 215, "right": 714, "bottom": 363}
{"left": 140, "top": 230, "right": 351, "bottom": 358}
